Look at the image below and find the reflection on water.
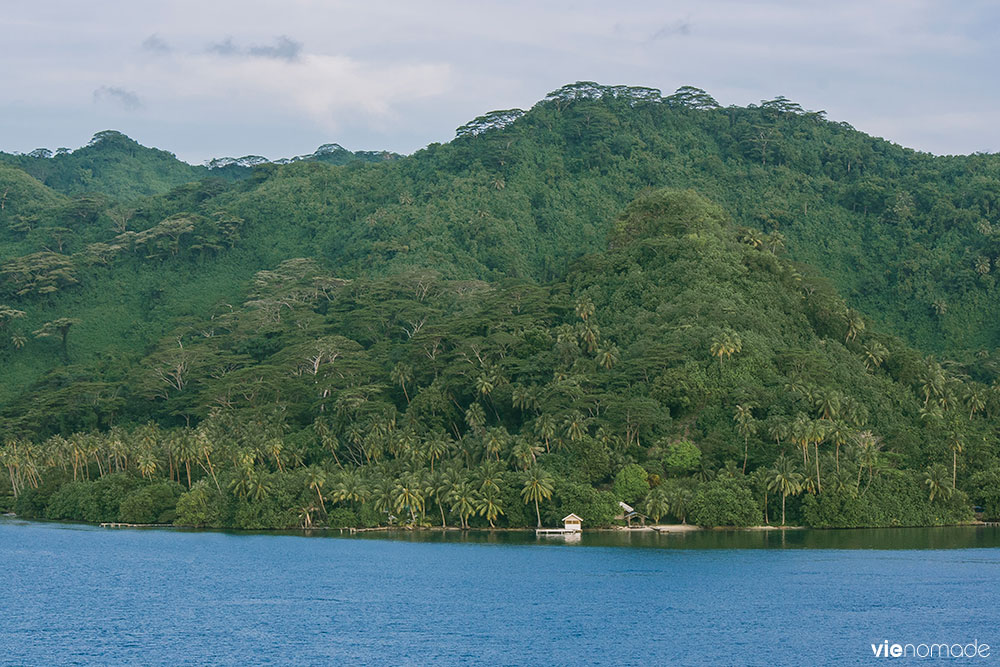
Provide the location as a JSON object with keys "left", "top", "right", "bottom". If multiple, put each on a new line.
{"left": 193, "top": 523, "right": 1000, "bottom": 550}
{"left": 3, "top": 518, "right": 1000, "bottom": 665}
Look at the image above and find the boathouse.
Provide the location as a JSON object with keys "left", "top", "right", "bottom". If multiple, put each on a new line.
{"left": 563, "top": 514, "right": 583, "bottom": 532}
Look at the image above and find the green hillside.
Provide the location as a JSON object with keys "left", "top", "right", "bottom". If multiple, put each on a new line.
{"left": 1, "top": 83, "right": 999, "bottom": 530}
{"left": 1, "top": 131, "right": 398, "bottom": 200}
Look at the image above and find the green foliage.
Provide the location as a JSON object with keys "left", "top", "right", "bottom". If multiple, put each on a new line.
{"left": 801, "top": 470, "right": 974, "bottom": 527}
{"left": 612, "top": 463, "right": 649, "bottom": 504}
{"left": 663, "top": 440, "right": 701, "bottom": 475}
{"left": 2, "top": 84, "right": 998, "bottom": 530}
{"left": 118, "top": 481, "right": 184, "bottom": 523}
{"left": 174, "top": 480, "right": 226, "bottom": 528}
{"left": 688, "top": 478, "right": 762, "bottom": 527}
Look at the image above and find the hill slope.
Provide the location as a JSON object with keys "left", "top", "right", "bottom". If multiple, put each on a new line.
{"left": 1, "top": 190, "right": 988, "bottom": 529}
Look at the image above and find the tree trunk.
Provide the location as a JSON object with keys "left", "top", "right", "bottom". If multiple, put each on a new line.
{"left": 439, "top": 504, "right": 446, "bottom": 529}
{"left": 535, "top": 497, "right": 541, "bottom": 528}
{"left": 781, "top": 493, "right": 787, "bottom": 526}
{"left": 814, "top": 443, "right": 821, "bottom": 493}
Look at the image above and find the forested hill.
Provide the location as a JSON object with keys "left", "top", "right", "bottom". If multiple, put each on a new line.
{"left": 1, "top": 82, "right": 1000, "bottom": 530}
{"left": 0, "top": 131, "right": 397, "bottom": 200}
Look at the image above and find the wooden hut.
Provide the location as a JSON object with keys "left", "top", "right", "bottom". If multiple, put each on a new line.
{"left": 562, "top": 513, "right": 583, "bottom": 533}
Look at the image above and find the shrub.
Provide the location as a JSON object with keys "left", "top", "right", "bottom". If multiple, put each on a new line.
{"left": 612, "top": 463, "right": 649, "bottom": 505}
{"left": 688, "top": 478, "right": 761, "bottom": 527}
{"left": 662, "top": 439, "right": 701, "bottom": 475}
{"left": 118, "top": 482, "right": 184, "bottom": 524}
{"left": 174, "top": 480, "right": 226, "bottom": 527}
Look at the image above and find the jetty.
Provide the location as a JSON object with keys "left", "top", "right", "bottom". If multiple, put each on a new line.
{"left": 536, "top": 513, "right": 583, "bottom": 535}
{"left": 99, "top": 522, "right": 172, "bottom": 528}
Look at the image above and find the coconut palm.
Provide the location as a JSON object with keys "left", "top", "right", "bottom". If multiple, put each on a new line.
{"left": 390, "top": 362, "right": 413, "bottom": 404}
{"left": 423, "top": 432, "right": 449, "bottom": 473}
{"left": 331, "top": 468, "right": 368, "bottom": 508}
{"left": 709, "top": 331, "right": 742, "bottom": 371}
{"left": 844, "top": 310, "right": 865, "bottom": 342}
{"left": 862, "top": 342, "right": 889, "bottom": 370}
{"left": 426, "top": 469, "right": 453, "bottom": 528}
{"left": 948, "top": 429, "right": 965, "bottom": 488}
{"left": 511, "top": 438, "right": 542, "bottom": 470}
{"left": 854, "top": 430, "right": 883, "bottom": 494}
{"left": 465, "top": 403, "right": 487, "bottom": 433}
{"left": 305, "top": 466, "right": 328, "bottom": 515}
{"left": 475, "top": 489, "right": 504, "bottom": 528}
{"left": 734, "top": 404, "right": 757, "bottom": 473}
{"left": 521, "top": 466, "right": 555, "bottom": 528}
{"left": 924, "top": 464, "right": 953, "bottom": 502}
{"left": 643, "top": 486, "right": 671, "bottom": 522}
{"left": 448, "top": 480, "right": 477, "bottom": 529}
{"left": 393, "top": 475, "right": 425, "bottom": 524}
{"left": 767, "top": 455, "right": 803, "bottom": 526}
{"left": 664, "top": 485, "right": 692, "bottom": 524}
{"left": 533, "top": 414, "right": 557, "bottom": 452}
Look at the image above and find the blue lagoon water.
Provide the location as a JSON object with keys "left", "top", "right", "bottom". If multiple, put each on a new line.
{"left": 2, "top": 520, "right": 1000, "bottom": 665}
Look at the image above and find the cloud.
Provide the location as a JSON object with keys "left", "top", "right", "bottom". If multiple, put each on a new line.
{"left": 93, "top": 86, "right": 142, "bottom": 110}
{"left": 207, "top": 37, "right": 239, "bottom": 56}
{"left": 141, "top": 34, "right": 171, "bottom": 54}
{"left": 207, "top": 35, "right": 302, "bottom": 62}
{"left": 248, "top": 36, "right": 302, "bottom": 62}
{"left": 650, "top": 20, "right": 692, "bottom": 40}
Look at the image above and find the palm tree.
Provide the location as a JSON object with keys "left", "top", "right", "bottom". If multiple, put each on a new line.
{"left": 371, "top": 476, "right": 396, "bottom": 520}
{"left": 449, "top": 480, "right": 477, "bottom": 529}
{"left": 247, "top": 469, "right": 272, "bottom": 501}
{"left": 767, "top": 455, "right": 803, "bottom": 526}
{"left": 664, "top": 485, "right": 692, "bottom": 524}
{"left": 826, "top": 421, "right": 851, "bottom": 473}
{"left": 427, "top": 470, "right": 453, "bottom": 528}
{"left": 734, "top": 404, "right": 757, "bottom": 473}
{"left": 393, "top": 475, "right": 425, "bottom": 524}
{"left": 511, "top": 438, "right": 542, "bottom": 470}
{"left": 305, "top": 466, "right": 328, "bottom": 515}
{"left": 171, "top": 431, "right": 199, "bottom": 489}
{"left": 924, "top": 464, "right": 953, "bottom": 502}
{"left": 563, "top": 411, "right": 588, "bottom": 442}
{"left": 331, "top": 468, "right": 368, "bottom": 508}
{"left": 423, "top": 433, "right": 448, "bottom": 473}
{"left": 854, "top": 430, "right": 883, "bottom": 494}
{"left": 390, "top": 362, "right": 413, "bottom": 404}
{"left": 596, "top": 346, "right": 620, "bottom": 370}
{"left": 709, "top": 331, "right": 742, "bottom": 371}
{"left": 475, "top": 490, "right": 504, "bottom": 528}
{"left": 643, "top": 486, "right": 670, "bottom": 522}
{"left": 790, "top": 413, "right": 812, "bottom": 466}
{"left": 482, "top": 427, "right": 507, "bottom": 461}
{"left": 521, "top": 466, "right": 555, "bottom": 528}
{"left": 844, "top": 310, "right": 865, "bottom": 342}
{"left": 465, "top": 403, "right": 487, "bottom": 434}
{"left": 948, "top": 429, "right": 964, "bottom": 488}
{"left": 862, "top": 342, "right": 889, "bottom": 370}
{"left": 534, "top": 414, "right": 557, "bottom": 452}
{"left": 808, "top": 419, "right": 829, "bottom": 493}
{"left": 966, "top": 387, "right": 986, "bottom": 420}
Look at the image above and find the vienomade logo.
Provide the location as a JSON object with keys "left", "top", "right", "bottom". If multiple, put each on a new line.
{"left": 870, "top": 640, "right": 990, "bottom": 659}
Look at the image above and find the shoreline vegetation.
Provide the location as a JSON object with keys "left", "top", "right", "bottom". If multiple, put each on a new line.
{"left": 3, "top": 513, "right": 991, "bottom": 535}
{"left": 4, "top": 84, "right": 1000, "bottom": 534}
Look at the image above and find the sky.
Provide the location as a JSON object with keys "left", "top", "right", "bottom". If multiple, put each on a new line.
{"left": 2, "top": 0, "right": 998, "bottom": 163}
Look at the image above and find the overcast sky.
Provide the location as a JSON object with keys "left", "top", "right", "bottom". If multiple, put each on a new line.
{"left": 2, "top": 1, "right": 998, "bottom": 163}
